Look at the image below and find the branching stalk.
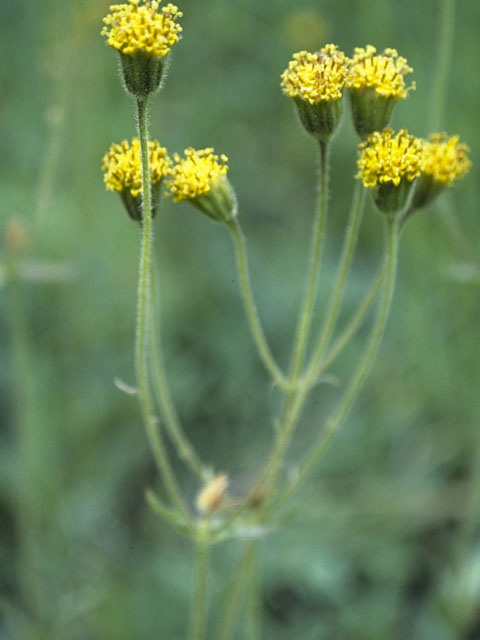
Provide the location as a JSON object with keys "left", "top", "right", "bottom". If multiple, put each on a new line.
{"left": 306, "top": 181, "right": 367, "bottom": 378}
{"left": 276, "top": 218, "right": 400, "bottom": 508}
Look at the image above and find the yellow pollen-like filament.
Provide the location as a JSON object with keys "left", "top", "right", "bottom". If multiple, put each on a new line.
{"left": 357, "top": 128, "right": 424, "bottom": 189}
{"left": 102, "top": 138, "right": 171, "bottom": 197}
{"left": 101, "top": 0, "right": 183, "bottom": 57}
{"left": 167, "top": 148, "right": 229, "bottom": 201}
{"left": 348, "top": 45, "right": 415, "bottom": 99}
{"left": 281, "top": 44, "right": 350, "bottom": 105}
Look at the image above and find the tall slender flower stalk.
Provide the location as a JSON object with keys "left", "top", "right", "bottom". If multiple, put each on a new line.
{"left": 135, "top": 96, "right": 191, "bottom": 522}
{"left": 289, "top": 140, "right": 330, "bottom": 387}
{"left": 150, "top": 262, "right": 205, "bottom": 479}
{"left": 227, "top": 219, "right": 289, "bottom": 390}
{"left": 306, "top": 181, "right": 366, "bottom": 377}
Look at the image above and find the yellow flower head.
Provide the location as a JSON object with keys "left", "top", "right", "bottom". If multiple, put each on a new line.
{"left": 422, "top": 133, "right": 471, "bottom": 186}
{"left": 348, "top": 45, "right": 415, "bottom": 99}
{"left": 167, "top": 148, "right": 229, "bottom": 201}
{"left": 102, "top": 138, "right": 171, "bottom": 197}
{"left": 281, "top": 45, "right": 350, "bottom": 104}
{"left": 101, "top": 0, "right": 183, "bottom": 57}
{"left": 357, "top": 128, "right": 424, "bottom": 189}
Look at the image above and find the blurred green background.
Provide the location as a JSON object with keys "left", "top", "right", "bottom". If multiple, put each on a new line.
{"left": 1, "top": 0, "right": 479, "bottom": 638}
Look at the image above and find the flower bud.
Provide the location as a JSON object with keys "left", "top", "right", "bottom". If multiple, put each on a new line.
{"left": 101, "top": 0, "right": 183, "bottom": 97}
{"left": 167, "top": 148, "right": 237, "bottom": 223}
{"left": 196, "top": 473, "right": 229, "bottom": 514}
{"left": 347, "top": 46, "right": 415, "bottom": 138}
{"left": 281, "top": 45, "right": 349, "bottom": 141}
{"left": 357, "top": 129, "right": 424, "bottom": 217}
{"left": 102, "top": 138, "right": 172, "bottom": 222}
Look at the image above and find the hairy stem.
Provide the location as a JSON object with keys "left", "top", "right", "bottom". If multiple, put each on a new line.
{"left": 243, "top": 543, "right": 261, "bottom": 640}
{"left": 315, "top": 263, "right": 386, "bottom": 377}
{"left": 306, "top": 182, "right": 366, "bottom": 379}
{"left": 135, "top": 96, "right": 191, "bottom": 523}
{"left": 289, "top": 140, "right": 330, "bottom": 387}
{"left": 216, "top": 542, "right": 257, "bottom": 640}
{"left": 227, "top": 219, "right": 289, "bottom": 390}
{"left": 150, "top": 261, "right": 205, "bottom": 480}
{"left": 214, "top": 141, "right": 331, "bottom": 531}
{"left": 277, "top": 218, "right": 399, "bottom": 508}
{"left": 191, "top": 530, "right": 210, "bottom": 640}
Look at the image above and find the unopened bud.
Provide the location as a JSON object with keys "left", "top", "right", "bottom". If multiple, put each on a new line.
{"left": 196, "top": 473, "right": 229, "bottom": 514}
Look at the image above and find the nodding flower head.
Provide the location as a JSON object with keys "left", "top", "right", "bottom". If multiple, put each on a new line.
{"left": 102, "top": 138, "right": 171, "bottom": 221}
{"left": 357, "top": 128, "right": 424, "bottom": 215}
{"left": 411, "top": 133, "right": 471, "bottom": 211}
{"left": 281, "top": 45, "right": 350, "bottom": 141}
{"left": 347, "top": 46, "right": 415, "bottom": 138}
{"left": 166, "top": 148, "right": 237, "bottom": 223}
{"left": 101, "top": 1, "right": 183, "bottom": 96}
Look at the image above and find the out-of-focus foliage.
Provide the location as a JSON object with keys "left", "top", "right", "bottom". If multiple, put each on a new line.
{"left": 0, "top": 0, "right": 479, "bottom": 638}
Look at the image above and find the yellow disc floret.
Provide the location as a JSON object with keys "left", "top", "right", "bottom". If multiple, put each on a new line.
{"left": 348, "top": 45, "right": 414, "bottom": 99}
{"left": 422, "top": 133, "right": 471, "bottom": 186}
{"left": 102, "top": 138, "right": 171, "bottom": 197}
{"left": 281, "top": 45, "right": 350, "bottom": 104}
{"left": 101, "top": 0, "right": 183, "bottom": 57}
{"left": 357, "top": 128, "right": 424, "bottom": 189}
{"left": 167, "top": 148, "right": 229, "bottom": 201}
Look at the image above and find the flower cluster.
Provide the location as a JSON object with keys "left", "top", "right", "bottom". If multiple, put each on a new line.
{"left": 356, "top": 129, "right": 424, "bottom": 189}
{"left": 347, "top": 45, "right": 415, "bottom": 99}
{"left": 167, "top": 148, "right": 229, "bottom": 201}
{"left": 422, "top": 133, "right": 471, "bottom": 186}
{"left": 101, "top": 0, "right": 183, "bottom": 57}
{"left": 102, "top": 138, "right": 171, "bottom": 197}
{"left": 280, "top": 45, "right": 350, "bottom": 105}
{"left": 281, "top": 44, "right": 418, "bottom": 140}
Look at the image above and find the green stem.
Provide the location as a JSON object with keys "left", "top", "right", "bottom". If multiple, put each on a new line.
{"left": 214, "top": 142, "right": 331, "bottom": 530}
{"left": 262, "top": 140, "right": 330, "bottom": 496}
{"left": 276, "top": 218, "right": 399, "bottom": 509}
{"left": 289, "top": 140, "right": 330, "bottom": 387}
{"left": 216, "top": 542, "right": 257, "bottom": 640}
{"left": 310, "top": 262, "right": 386, "bottom": 381}
{"left": 191, "top": 531, "right": 210, "bottom": 640}
{"left": 135, "top": 96, "right": 191, "bottom": 523}
{"left": 429, "top": 0, "right": 455, "bottom": 131}
{"left": 150, "top": 261, "right": 205, "bottom": 480}
{"left": 305, "top": 182, "right": 366, "bottom": 379}
{"left": 243, "top": 543, "right": 261, "bottom": 640}
{"left": 227, "top": 218, "right": 289, "bottom": 390}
